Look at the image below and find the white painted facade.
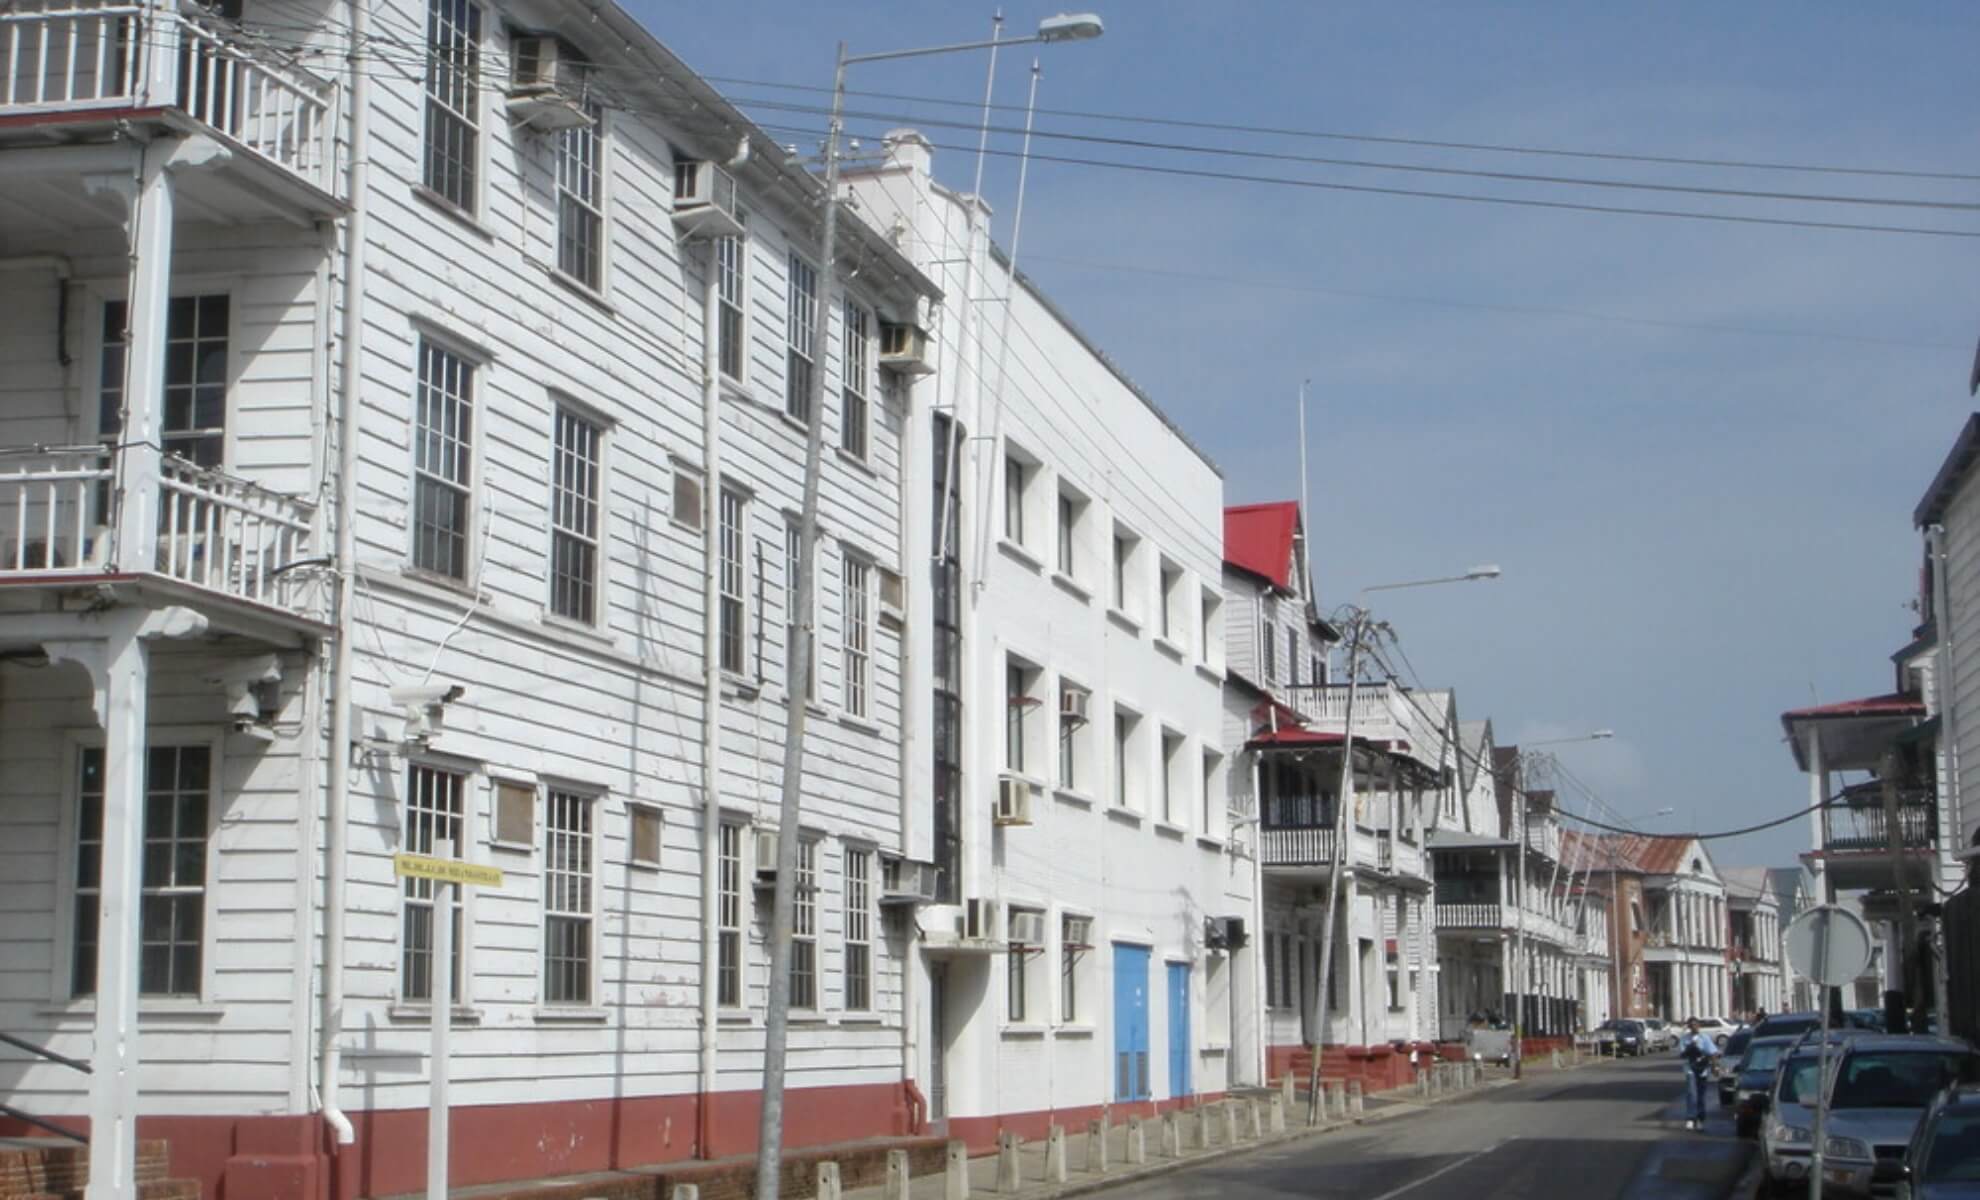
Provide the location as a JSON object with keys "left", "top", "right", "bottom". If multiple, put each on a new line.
{"left": 841, "top": 130, "right": 1245, "bottom": 1134}
{"left": 1641, "top": 839, "right": 1733, "bottom": 1021}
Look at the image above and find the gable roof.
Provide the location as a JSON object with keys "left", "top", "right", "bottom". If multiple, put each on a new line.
{"left": 1721, "top": 866, "right": 1778, "bottom": 906}
{"left": 1225, "top": 502, "right": 1301, "bottom": 591}
{"left": 1457, "top": 719, "right": 1492, "bottom": 796}
{"left": 1915, "top": 413, "right": 1980, "bottom": 528}
{"left": 1559, "top": 830, "right": 1717, "bottom": 880}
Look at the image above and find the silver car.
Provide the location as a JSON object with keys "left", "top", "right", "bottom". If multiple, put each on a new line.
{"left": 1816, "top": 1035, "right": 1978, "bottom": 1200}
{"left": 1764, "top": 1047, "right": 1829, "bottom": 1195}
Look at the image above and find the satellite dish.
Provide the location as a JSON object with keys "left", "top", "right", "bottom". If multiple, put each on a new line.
{"left": 1784, "top": 904, "right": 1873, "bottom": 989}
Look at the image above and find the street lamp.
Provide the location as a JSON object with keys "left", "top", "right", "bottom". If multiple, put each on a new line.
{"left": 1305, "top": 565, "right": 1500, "bottom": 1120}
{"left": 758, "top": 17, "right": 1103, "bottom": 1200}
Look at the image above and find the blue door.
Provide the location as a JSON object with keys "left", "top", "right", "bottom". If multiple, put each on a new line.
{"left": 1113, "top": 943, "right": 1150, "bottom": 1101}
{"left": 1167, "top": 962, "right": 1191, "bottom": 1098}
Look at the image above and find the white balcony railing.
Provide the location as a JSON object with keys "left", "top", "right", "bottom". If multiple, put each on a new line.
{"left": 1289, "top": 681, "right": 1449, "bottom": 768}
{"left": 1260, "top": 826, "right": 1334, "bottom": 868}
{"left": 0, "top": 446, "right": 318, "bottom": 617}
{"left": 1, "top": 3, "right": 339, "bottom": 194}
{"left": 1436, "top": 903, "right": 1504, "bottom": 930}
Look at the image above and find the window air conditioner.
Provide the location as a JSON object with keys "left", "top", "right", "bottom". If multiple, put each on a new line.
{"left": 878, "top": 321, "right": 934, "bottom": 377}
{"left": 1008, "top": 911, "right": 1047, "bottom": 947}
{"left": 504, "top": 36, "right": 593, "bottom": 131}
{"left": 1062, "top": 914, "right": 1093, "bottom": 949}
{"left": 993, "top": 775, "right": 1033, "bottom": 827}
{"left": 1059, "top": 687, "right": 1090, "bottom": 725}
{"left": 879, "top": 856, "right": 939, "bottom": 906}
{"left": 753, "top": 828, "right": 779, "bottom": 881}
{"left": 672, "top": 161, "right": 745, "bottom": 240}
{"left": 1205, "top": 915, "right": 1248, "bottom": 951}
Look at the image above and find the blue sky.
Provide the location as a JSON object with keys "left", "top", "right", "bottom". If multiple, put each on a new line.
{"left": 651, "top": 3, "right": 1980, "bottom": 868}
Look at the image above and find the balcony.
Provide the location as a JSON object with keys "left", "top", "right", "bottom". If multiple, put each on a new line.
{"left": 1284, "top": 680, "right": 1447, "bottom": 770}
{"left": 0, "top": 445, "right": 322, "bottom": 625}
{"left": 1812, "top": 791, "right": 1939, "bottom": 892}
{"left": 1261, "top": 825, "right": 1335, "bottom": 869}
{"left": 0, "top": 2, "right": 342, "bottom": 209}
{"left": 1436, "top": 903, "right": 1504, "bottom": 931}
{"left": 1822, "top": 796, "right": 1934, "bottom": 852}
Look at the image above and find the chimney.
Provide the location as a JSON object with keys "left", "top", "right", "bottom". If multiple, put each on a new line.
{"left": 882, "top": 128, "right": 933, "bottom": 178}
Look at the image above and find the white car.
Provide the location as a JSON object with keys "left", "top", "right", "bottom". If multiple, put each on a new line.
{"left": 1689, "top": 1016, "right": 1739, "bottom": 1039}
{"left": 1642, "top": 1018, "right": 1679, "bottom": 1052}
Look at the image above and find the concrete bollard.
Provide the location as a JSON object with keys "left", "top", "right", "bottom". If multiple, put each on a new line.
{"left": 996, "top": 1131, "right": 1023, "bottom": 1195}
{"left": 1086, "top": 1118, "right": 1109, "bottom": 1175}
{"left": 1247, "top": 1098, "right": 1264, "bottom": 1140}
{"left": 884, "top": 1150, "right": 910, "bottom": 1200}
{"left": 1196, "top": 1104, "right": 1215, "bottom": 1149}
{"left": 816, "top": 1161, "right": 842, "bottom": 1200}
{"left": 1045, "top": 1124, "right": 1068, "bottom": 1183}
{"left": 1268, "top": 1096, "right": 1286, "bottom": 1133}
{"left": 1126, "top": 1114, "right": 1147, "bottom": 1164}
{"left": 1551, "top": 1048, "right": 1563, "bottom": 1070}
{"left": 946, "top": 1139, "right": 971, "bottom": 1200}
{"left": 1160, "top": 1111, "right": 1182, "bottom": 1158}
{"left": 1349, "top": 1080, "right": 1365, "bottom": 1115}
{"left": 670, "top": 1187, "right": 699, "bottom": 1200}
{"left": 1222, "top": 1100, "right": 1240, "bottom": 1146}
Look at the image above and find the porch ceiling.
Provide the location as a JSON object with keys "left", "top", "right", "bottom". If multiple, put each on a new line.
{"left": 1799, "top": 847, "right": 1938, "bottom": 893}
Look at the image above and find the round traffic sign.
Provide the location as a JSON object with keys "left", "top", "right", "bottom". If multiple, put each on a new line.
{"left": 1784, "top": 904, "right": 1872, "bottom": 988}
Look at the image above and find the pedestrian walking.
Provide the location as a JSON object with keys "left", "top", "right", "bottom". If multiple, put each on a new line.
{"left": 1677, "top": 1017, "right": 1718, "bottom": 1130}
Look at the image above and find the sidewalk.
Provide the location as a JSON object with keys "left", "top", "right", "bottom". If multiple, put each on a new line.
{"left": 824, "top": 1059, "right": 1564, "bottom": 1200}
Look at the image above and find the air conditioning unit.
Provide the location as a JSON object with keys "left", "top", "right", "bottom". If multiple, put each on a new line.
{"left": 672, "top": 160, "right": 745, "bottom": 240}
{"left": 878, "top": 321, "right": 934, "bottom": 377}
{"left": 962, "top": 897, "right": 1000, "bottom": 942}
{"left": 1205, "top": 915, "right": 1248, "bottom": 951}
{"left": 1008, "top": 911, "right": 1047, "bottom": 947}
{"left": 504, "top": 36, "right": 593, "bottom": 131}
{"left": 993, "top": 775, "right": 1032, "bottom": 827}
{"left": 1062, "top": 914, "right": 1093, "bottom": 949}
{"left": 1059, "top": 687, "right": 1090, "bottom": 725}
{"left": 879, "top": 856, "right": 938, "bottom": 906}
{"left": 753, "top": 828, "right": 779, "bottom": 882}
{"left": 877, "top": 566, "right": 905, "bottom": 627}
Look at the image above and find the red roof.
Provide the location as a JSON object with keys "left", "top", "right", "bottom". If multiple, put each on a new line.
{"left": 1559, "top": 828, "right": 1699, "bottom": 876}
{"left": 1225, "top": 502, "right": 1300, "bottom": 591}
{"left": 1780, "top": 692, "right": 1925, "bottom": 722}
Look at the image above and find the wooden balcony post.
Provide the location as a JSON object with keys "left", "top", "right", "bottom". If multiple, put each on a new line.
{"left": 106, "top": 141, "right": 175, "bottom": 574}
{"left": 134, "top": 0, "right": 181, "bottom": 110}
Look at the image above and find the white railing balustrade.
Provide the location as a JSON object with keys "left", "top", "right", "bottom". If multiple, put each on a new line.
{"left": 1, "top": 3, "right": 141, "bottom": 109}
{"left": 0, "top": 446, "right": 114, "bottom": 573}
{"left": 157, "top": 455, "right": 315, "bottom": 610}
{"left": 1260, "top": 826, "right": 1335, "bottom": 868}
{"left": 1, "top": 3, "right": 337, "bottom": 193}
{"left": 1436, "top": 903, "right": 1504, "bottom": 930}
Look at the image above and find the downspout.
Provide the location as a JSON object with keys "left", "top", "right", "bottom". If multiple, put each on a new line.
{"left": 318, "top": 0, "right": 370, "bottom": 1149}
{"left": 696, "top": 237, "right": 724, "bottom": 1156}
{"left": 1927, "top": 524, "right": 1957, "bottom": 1035}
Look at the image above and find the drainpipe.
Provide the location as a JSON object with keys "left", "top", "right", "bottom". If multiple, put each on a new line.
{"left": 318, "top": 0, "right": 370, "bottom": 1149}
{"left": 696, "top": 237, "right": 724, "bottom": 1157}
{"left": 1927, "top": 524, "right": 1957, "bottom": 1035}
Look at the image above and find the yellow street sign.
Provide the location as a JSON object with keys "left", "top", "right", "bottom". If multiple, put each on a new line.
{"left": 393, "top": 853, "right": 504, "bottom": 888}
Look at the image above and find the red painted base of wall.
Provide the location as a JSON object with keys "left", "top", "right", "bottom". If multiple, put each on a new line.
{"left": 1264, "top": 1041, "right": 1449, "bottom": 1094}
{"left": 945, "top": 1092, "right": 1227, "bottom": 1155}
{"left": 0, "top": 1081, "right": 916, "bottom": 1200}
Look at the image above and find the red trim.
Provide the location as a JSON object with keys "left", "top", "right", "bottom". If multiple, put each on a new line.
{"left": 0, "top": 105, "right": 168, "bottom": 132}
{"left": 1780, "top": 692, "right": 1925, "bottom": 721}
{"left": 947, "top": 1092, "right": 1227, "bottom": 1154}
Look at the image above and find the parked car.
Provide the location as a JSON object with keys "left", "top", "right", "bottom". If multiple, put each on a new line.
{"left": 1813, "top": 1035, "right": 1980, "bottom": 1200}
{"left": 1753, "top": 1009, "right": 1884, "bottom": 1043}
{"left": 1643, "top": 1018, "right": 1678, "bottom": 1052}
{"left": 1722, "top": 1025, "right": 1756, "bottom": 1078}
{"left": 1894, "top": 1083, "right": 1980, "bottom": 1200}
{"left": 1466, "top": 1016, "right": 1515, "bottom": 1066}
{"left": 1725, "top": 1036, "right": 1799, "bottom": 1137}
{"left": 1596, "top": 1018, "right": 1647, "bottom": 1057}
{"left": 1690, "top": 1016, "right": 1739, "bottom": 1038}
{"left": 1764, "top": 1040, "right": 1862, "bottom": 1196}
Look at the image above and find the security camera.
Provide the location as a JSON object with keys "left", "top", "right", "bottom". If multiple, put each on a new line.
{"left": 390, "top": 683, "right": 464, "bottom": 745}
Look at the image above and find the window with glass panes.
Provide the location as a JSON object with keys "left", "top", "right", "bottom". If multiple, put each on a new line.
{"left": 1004, "top": 456, "right": 1025, "bottom": 544}
{"left": 717, "top": 822, "right": 742, "bottom": 1006}
{"left": 1114, "top": 712, "right": 1132, "bottom": 808}
{"left": 1007, "top": 914, "right": 1035, "bottom": 1023}
{"left": 422, "top": 0, "right": 481, "bottom": 211}
{"left": 542, "top": 790, "right": 593, "bottom": 1005}
{"left": 401, "top": 764, "right": 465, "bottom": 1002}
{"left": 843, "top": 556, "right": 871, "bottom": 717}
{"left": 72, "top": 745, "right": 209, "bottom": 997}
{"left": 844, "top": 847, "right": 872, "bottom": 1011}
{"left": 412, "top": 340, "right": 475, "bottom": 579}
{"left": 842, "top": 301, "right": 870, "bottom": 459}
{"left": 1161, "top": 731, "right": 1182, "bottom": 824}
{"left": 791, "top": 838, "right": 818, "bottom": 1008}
{"left": 1058, "top": 683, "right": 1081, "bottom": 790}
{"left": 1060, "top": 912, "right": 1087, "bottom": 1021}
{"left": 785, "top": 254, "right": 817, "bottom": 422}
{"left": 716, "top": 225, "right": 746, "bottom": 380}
{"left": 1112, "top": 534, "right": 1129, "bottom": 609}
{"left": 718, "top": 487, "right": 745, "bottom": 673}
{"left": 98, "top": 296, "right": 229, "bottom": 471}
{"left": 556, "top": 101, "right": 605, "bottom": 290}
{"left": 549, "top": 406, "right": 602, "bottom": 623}
{"left": 1006, "top": 662, "right": 1027, "bottom": 773}
{"left": 1057, "top": 493, "right": 1076, "bottom": 575}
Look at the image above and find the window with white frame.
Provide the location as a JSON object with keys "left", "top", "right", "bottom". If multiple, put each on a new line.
{"left": 715, "top": 224, "right": 746, "bottom": 381}
{"left": 843, "top": 553, "right": 871, "bottom": 717}
{"left": 412, "top": 338, "right": 475, "bottom": 579}
{"left": 785, "top": 253, "right": 817, "bottom": 423}
{"left": 401, "top": 763, "right": 466, "bottom": 1002}
{"left": 72, "top": 744, "right": 210, "bottom": 997}
{"left": 556, "top": 101, "right": 605, "bottom": 290}
{"left": 549, "top": 405, "right": 603, "bottom": 624}
{"left": 1285, "top": 626, "right": 1297, "bottom": 687}
{"left": 717, "top": 821, "right": 743, "bottom": 1007}
{"left": 1007, "top": 905, "right": 1044, "bottom": 1022}
{"left": 1003, "top": 454, "right": 1029, "bottom": 547}
{"left": 1112, "top": 529, "right": 1138, "bottom": 614}
{"left": 718, "top": 486, "right": 746, "bottom": 674}
{"left": 1201, "top": 749, "right": 1221, "bottom": 832}
{"left": 422, "top": 0, "right": 481, "bottom": 211}
{"left": 98, "top": 295, "right": 229, "bottom": 471}
{"left": 1006, "top": 658, "right": 1041, "bottom": 775}
{"left": 1161, "top": 729, "right": 1185, "bottom": 825}
{"left": 842, "top": 300, "right": 870, "bottom": 459}
{"left": 542, "top": 789, "right": 593, "bottom": 1006}
{"left": 844, "top": 846, "right": 872, "bottom": 1011}
{"left": 791, "top": 837, "right": 818, "bottom": 1009}
{"left": 1060, "top": 911, "right": 1090, "bottom": 1022}
{"left": 1159, "top": 560, "right": 1183, "bottom": 642}
{"left": 785, "top": 523, "right": 815, "bottom": 701}
{"left": 1311, "top": 651, "right": 1325, "bottom": 687}
{"left": 1058, "top": 679, "right": 1089, "bottom": 791}
{"left": 1056, "top": 489, "right": 1080, "bottom": 577}
{"left": 1262, "top": 611, "right": 1276, "bottom": 682}
{"left": 1200, "top": 586, "right": 1221, "bottom": 667}
{"left": 1114, "top": 706, "right": 1140, "bottom": 809}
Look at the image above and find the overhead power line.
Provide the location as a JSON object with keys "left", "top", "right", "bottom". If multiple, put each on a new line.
{"left": 753, "top": 120, "right": 1980, "bottom": 241}
{"left": 707, "top": 75, "right": 1980, "bottom": 185}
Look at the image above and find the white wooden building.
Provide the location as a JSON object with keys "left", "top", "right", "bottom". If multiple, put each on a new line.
{"left": 0, "top": 0, "right": 942, "bottom": 1194}
{"left": 839, "top": 129, "right": 1249, "bottom": 1147}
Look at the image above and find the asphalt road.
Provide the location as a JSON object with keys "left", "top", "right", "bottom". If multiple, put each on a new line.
{"left": 1126, "top": 1056, "right": 1754, "bottom": 1200}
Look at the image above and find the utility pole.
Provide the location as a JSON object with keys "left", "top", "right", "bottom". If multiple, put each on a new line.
{"left": 754, "top": 40, "right": 848, "bottom": 1200}
{"left": 1308, "top": 611, "right": 1365, "bottom": 1123}
{"left": 1879, "top": 749, "right": 1920, "bottom": 1032}
{"left": 1511, "top": 756, "right": 1527, "bottom": 1079}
